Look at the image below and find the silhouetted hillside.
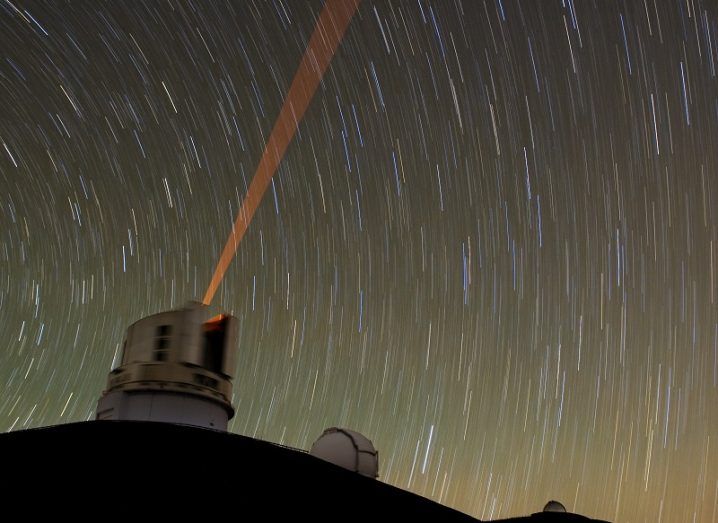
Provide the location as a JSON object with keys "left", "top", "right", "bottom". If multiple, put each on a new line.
{"left": 0, "top": 421, "right": 609, "bottom": 522}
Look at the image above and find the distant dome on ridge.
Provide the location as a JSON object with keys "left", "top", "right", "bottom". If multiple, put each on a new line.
{"left": 543, "top": 500, "right": 567, "bottom": 512}
{"left": 309, "top": 427, "right": 379, "bottom": 478}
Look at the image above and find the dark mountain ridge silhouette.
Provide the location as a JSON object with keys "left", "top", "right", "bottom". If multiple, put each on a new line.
{"left": 0, "top": 420, "right": 610, "bottom": 522}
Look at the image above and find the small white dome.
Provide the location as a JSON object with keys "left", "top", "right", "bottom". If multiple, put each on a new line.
{"left": 309, "top": 427, "right": 379, "bottom": 478}
{"left": 543, "top": 500, "right": 567, "bottom": 512}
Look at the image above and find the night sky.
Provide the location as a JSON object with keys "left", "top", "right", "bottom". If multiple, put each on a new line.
{"left": 1, "top": 1, "right": 717, "bottom": 521}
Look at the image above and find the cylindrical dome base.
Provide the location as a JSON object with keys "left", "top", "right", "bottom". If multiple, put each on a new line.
{"left": 96, "top": 389, "right": 230, "bottom": 431}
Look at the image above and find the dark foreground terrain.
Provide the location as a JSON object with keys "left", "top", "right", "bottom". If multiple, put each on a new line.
{"left": 0, "top": 421, "right": 609, "bottom": 521}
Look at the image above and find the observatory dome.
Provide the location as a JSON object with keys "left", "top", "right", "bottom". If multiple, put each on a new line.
{"left": 95, "top": 302, "right": 237, "bottom": 430}
{"left": 543, "top": 500, "right": 567, "bottom": 513}
{"left": 309, "top": 427, "right": 379, "bottom": 478}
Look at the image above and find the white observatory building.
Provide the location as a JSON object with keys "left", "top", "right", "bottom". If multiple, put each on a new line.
{"left": 310, "top": 427, "right": 379, "bottom": 478}
{"left": 96, "top": 302, "right": 237, "bottom": 430}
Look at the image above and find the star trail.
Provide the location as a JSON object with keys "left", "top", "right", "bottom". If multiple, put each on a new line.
{"left": 1, "top": 1, "right": 717, "bottom": 521}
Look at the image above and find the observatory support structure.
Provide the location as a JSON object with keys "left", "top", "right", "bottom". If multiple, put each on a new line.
{"left": 96, "top": 303, "right": 237, "bottom": 430}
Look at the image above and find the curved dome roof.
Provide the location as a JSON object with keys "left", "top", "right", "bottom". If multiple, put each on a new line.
{"left": 543, "top": 500, "right": 567, "bottom": 512}
{"left": 309, "top": 427, "right": 379, "bottom": 478}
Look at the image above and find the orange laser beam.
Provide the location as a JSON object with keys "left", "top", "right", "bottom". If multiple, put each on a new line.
{"left": 203, "top": 0, "right": 361, "bottom": 305}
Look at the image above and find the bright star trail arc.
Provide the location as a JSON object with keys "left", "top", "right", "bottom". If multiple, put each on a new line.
{"left": 1, "top": 2, "right": 718, "bottom": 522}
